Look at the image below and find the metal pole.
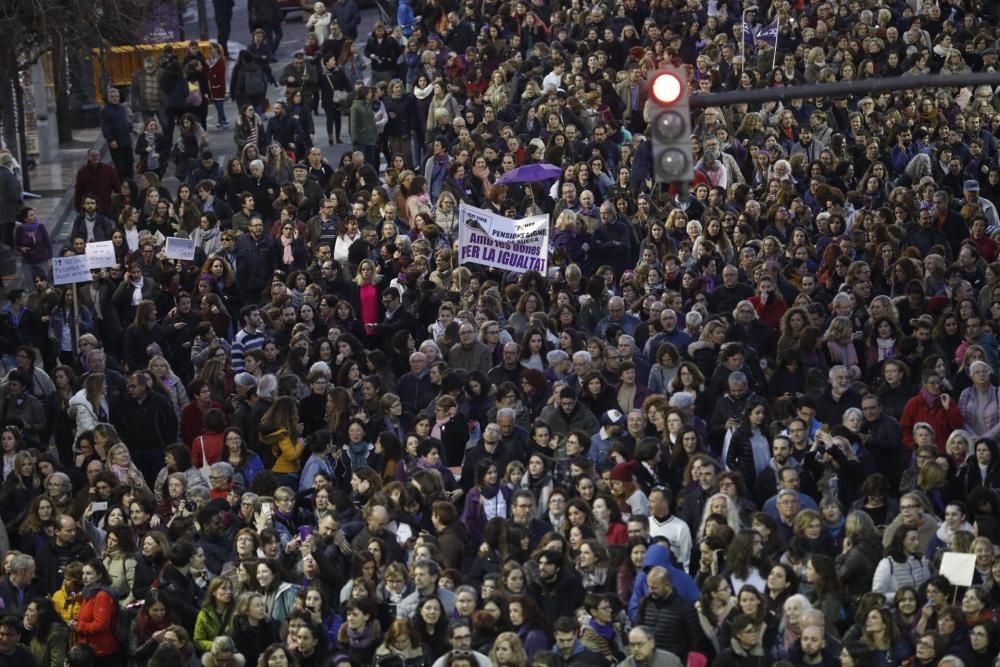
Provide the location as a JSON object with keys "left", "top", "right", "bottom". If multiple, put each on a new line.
{"left": 740, "top": 8, "right": 752, "bottom": 74}
{"left": 73, "top": 282, "right": 80, "bottom": 353}
{"left": 689, "top": 71, "right": 1000, "bottom": 109}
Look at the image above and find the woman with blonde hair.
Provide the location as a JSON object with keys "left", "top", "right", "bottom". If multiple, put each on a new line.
{"left": 822, "top": 316, "right": 861, "bottom": 380}
{"left": 353, "top": 259, "right": 382, "bottom": 344}
{"left": 147, "top": 355, "right": 189, "bottom": 421}
{"left": 68, "top": 372, "right": 109, "bottom": 438}
{"left": 489, "top": 631, "right": 528, "bottom": 667}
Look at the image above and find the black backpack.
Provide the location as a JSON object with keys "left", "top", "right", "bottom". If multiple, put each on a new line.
{"left": 244, "top": 67, "right": 267, "bottom": 97}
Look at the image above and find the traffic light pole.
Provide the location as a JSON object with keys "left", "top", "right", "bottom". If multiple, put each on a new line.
{"left": 687, "top": 71, "right": 1000, "bottom": 109}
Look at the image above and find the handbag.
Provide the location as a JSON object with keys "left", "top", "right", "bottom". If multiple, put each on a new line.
{"left": 195, "top": 436, "right": 212, "bottom": 482}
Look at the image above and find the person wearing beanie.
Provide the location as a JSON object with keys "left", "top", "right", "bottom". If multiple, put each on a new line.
{"left": 609, "top": 460, "right": 649, "bottom": 520}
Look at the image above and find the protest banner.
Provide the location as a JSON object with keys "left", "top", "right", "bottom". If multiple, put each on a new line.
{"left": 457, "top": 203, "right": 549, "bottom": 275}
{"left": 85, "top": 241, "right": 117, "bottom": 269}
{"left": 165, "top": 237, "right": 196, "bottom": 261}
{"left": 52, "top": 255, "right": 91, "bottom": 286}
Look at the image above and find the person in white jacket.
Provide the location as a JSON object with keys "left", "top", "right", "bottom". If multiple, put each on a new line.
{"left": 68, "top": 373, "right": 110, "bottom": 438}
{"left": 872, "top": 525, "right": 932, "bottom": 602}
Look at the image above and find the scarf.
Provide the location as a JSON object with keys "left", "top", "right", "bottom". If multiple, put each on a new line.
{"left": 919, "top": 387, "right": 940, "bottom": 409}
{"left": 346, "top": 621, "right": 375, "bottom": 648}
{"left": 281, "top": 234, "right": 295, "bottom": 265}
{"left": 480, "top": 482, "right": 501, "bottom": 500}
{"left": 587, "top": 617, "right": 615, "bottom": 641}
{"left": 130, "top": 275, "right": 144, "bottom": 305}
{"left": 414, "top": 82, "right": 434, "bottom": 100}
{"left": 110, "top": 463, "right": 132, "bottom": 484}
{"left": 876, "top": 337, "right": 896, "bottom": 360}
{"left": 247, "top": 118, "right": 258, "bottom": 149}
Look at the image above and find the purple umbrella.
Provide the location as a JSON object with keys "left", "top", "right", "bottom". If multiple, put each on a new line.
{"left": 494, "top": 162, "right": 563, "bottom": 184}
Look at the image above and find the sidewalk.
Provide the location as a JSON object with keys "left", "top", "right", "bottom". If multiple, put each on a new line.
{"left": 32, "top": 127, "right": 102, "bottom": 246}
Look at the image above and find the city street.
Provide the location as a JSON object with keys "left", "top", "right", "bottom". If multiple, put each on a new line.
{"left": 43, "top": 1, "right": 383, "bottom": 250}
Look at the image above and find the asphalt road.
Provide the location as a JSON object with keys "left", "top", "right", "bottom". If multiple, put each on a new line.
{"left": 183, "top": 0, "right": 382, "bottom": 169}
{"left": 46, "top": 2, "right": 381, "bottom": 255}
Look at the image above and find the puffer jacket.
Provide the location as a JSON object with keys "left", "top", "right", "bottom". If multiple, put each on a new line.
{"left": 76, "top": 584, "right": 120, "bottom": 657}
{"left": 636, "top": 588, "right": 706, "bottom": 662}
{"left": 871, "top": 554, "right": 932, "bottom": 601}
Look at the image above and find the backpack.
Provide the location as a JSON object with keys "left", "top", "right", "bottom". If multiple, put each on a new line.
{"left": 244, "top": 67, "right": 267, "bottom": 97}
{"left": 186, "top": 81, "right": 203, "bottom": 107}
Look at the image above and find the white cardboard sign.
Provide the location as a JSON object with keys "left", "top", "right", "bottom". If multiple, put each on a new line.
{"left": 52, "top": 255, "right": 91, "bottom": 285}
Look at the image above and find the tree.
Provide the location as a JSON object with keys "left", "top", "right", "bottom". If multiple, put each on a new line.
{"left": 0, "top": 0, "right": 156, "bottom": 156}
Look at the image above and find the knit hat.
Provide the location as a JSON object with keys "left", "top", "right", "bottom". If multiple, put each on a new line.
{"left": 609, "top": 461, "right": 638, "bottom": 483}
{"left": 601, "top": 409, "right": 625, "bottom": 427}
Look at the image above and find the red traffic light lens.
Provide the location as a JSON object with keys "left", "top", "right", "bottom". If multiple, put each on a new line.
{"left": 651, "top": 73, "right": 683, "bottom": 104}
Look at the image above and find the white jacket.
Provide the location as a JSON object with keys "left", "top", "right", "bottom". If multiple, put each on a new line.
{"left": 68, "top": 388, "right": 109, "bottom": 437}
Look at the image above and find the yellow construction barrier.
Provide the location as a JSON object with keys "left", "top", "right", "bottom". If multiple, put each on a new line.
{"left": 90, "top": 41, "right": 212, "bottom": 102}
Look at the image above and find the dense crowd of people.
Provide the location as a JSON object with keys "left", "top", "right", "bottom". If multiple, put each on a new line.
{"left": 2, "top": 0, "right": 1000, "bottom": 666}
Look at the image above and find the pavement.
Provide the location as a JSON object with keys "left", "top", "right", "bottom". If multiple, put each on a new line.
{"left": 22, "top": 2, "right": 383, "bottom": 287}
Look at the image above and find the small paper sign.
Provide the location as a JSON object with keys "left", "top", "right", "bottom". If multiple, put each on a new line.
{"left": 52, "top": 255, "right": 91, "bottom": 285}
{"left": 939, "top": 552, "right": 976, "bottom": 587}
{"left": 85, "top": 241, "right": 117, "bottom": 269}
{"left": 165, "top": 237, "right": 196, "bottom": 261}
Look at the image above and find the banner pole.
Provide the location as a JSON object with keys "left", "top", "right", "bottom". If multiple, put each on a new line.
{"left": 73, "top": 282, "right": 80, "bottom": 354}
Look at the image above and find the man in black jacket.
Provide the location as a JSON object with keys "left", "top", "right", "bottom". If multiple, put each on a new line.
{"left": 396, "top": 351, "right": 435, "bottom": 415}
{"left": 860, "top": 394, "right": 905, "bottom": 487}
{"left": 636, "top": 567, "right": 705, "bottom": 662}
{"left": 529, "top": 552, "right": 585, "bottom": 623}
{"left": 114, "top": 370, "right": 179, "bottom": 482}
{"left": 235, "top": 216, "right": 275, "bottom": 298}
{"left": 366, "top": 23, "right": 403, "bottom": 83}
{"left": 100, "top": 88, "right": 133, "bottom": 179}
{"left": 158, "top": 540, "right": 203, "bottom": 632}
{"left": 35, "top": 516, "right": 96, "bottom": 594}
{"left": 370, "top": 288, "right": 414, "bottom": 350}
{"left": 197, "top": 505, "right": 235, "bottom": 576}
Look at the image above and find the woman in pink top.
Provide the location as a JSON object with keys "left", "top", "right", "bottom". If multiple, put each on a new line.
{"left": 355, "top": 259, "right": 382, "bottom": 342}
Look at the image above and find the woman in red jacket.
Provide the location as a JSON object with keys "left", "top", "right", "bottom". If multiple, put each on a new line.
{"left": 73, "top": 558, "right": 121, "bottom": 659}
{"left": 207, "top": 42, "right": 229, "bottom": 129}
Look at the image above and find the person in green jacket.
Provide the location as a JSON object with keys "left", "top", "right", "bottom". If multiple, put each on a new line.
{"left": 350, "top": 86, "right": 378, "bottom": 168}
{"left": 194, "top": 578, "right": 236, "bottom": 653}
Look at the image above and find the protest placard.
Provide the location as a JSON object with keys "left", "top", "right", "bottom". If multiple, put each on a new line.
{"left": 457, "top": 203, "right": 548, "bottom": 275}
{"left": 85, "top": 241, "right": 117, "bottom": 269}
{"left": 939, "top": 552, "right": 976, "bottom": 588}
{"left": 165, "top": 237, "right": 196, "bottom": 261}
{"left": 52, "top": 255, "right": 91, "bottom": 285}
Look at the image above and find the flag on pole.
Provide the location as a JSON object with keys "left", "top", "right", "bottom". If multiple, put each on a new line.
{"left": 757, "top": 19, "right": 779, "bottom": 47}
{"left": 742, "top": 20, "right": 756, "bottom": 47}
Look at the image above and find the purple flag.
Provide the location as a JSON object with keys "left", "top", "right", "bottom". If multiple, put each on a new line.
{"left": 757, "top": 19, "right": 779, "bottom": 46}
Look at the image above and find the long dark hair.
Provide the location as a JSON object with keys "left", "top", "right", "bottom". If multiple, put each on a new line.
{"left": 28, "top": 597, "right": 66, "bottom": 637}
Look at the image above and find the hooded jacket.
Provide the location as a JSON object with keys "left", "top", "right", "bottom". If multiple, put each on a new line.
{"left": 76, "top": 583, "right": 120, "bottom": 656}
{"left": 627, "top": 543, "right": 700, "bottom": 623}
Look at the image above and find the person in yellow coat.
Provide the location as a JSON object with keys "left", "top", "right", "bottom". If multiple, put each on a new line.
{"left": 260, "top": 396, "right": 306, "bottom": 488}
{"left": 51, "top": 561, "right": 85, "bottom": 631}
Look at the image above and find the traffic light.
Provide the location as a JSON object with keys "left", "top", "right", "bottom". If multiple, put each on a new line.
{"left": 647, "top": 68, "right": 693, "bottom": 184}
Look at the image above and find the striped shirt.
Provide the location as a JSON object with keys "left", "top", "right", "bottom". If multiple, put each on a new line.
{"left": 231, "top": 327, "right": 266, "bottom": 372}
